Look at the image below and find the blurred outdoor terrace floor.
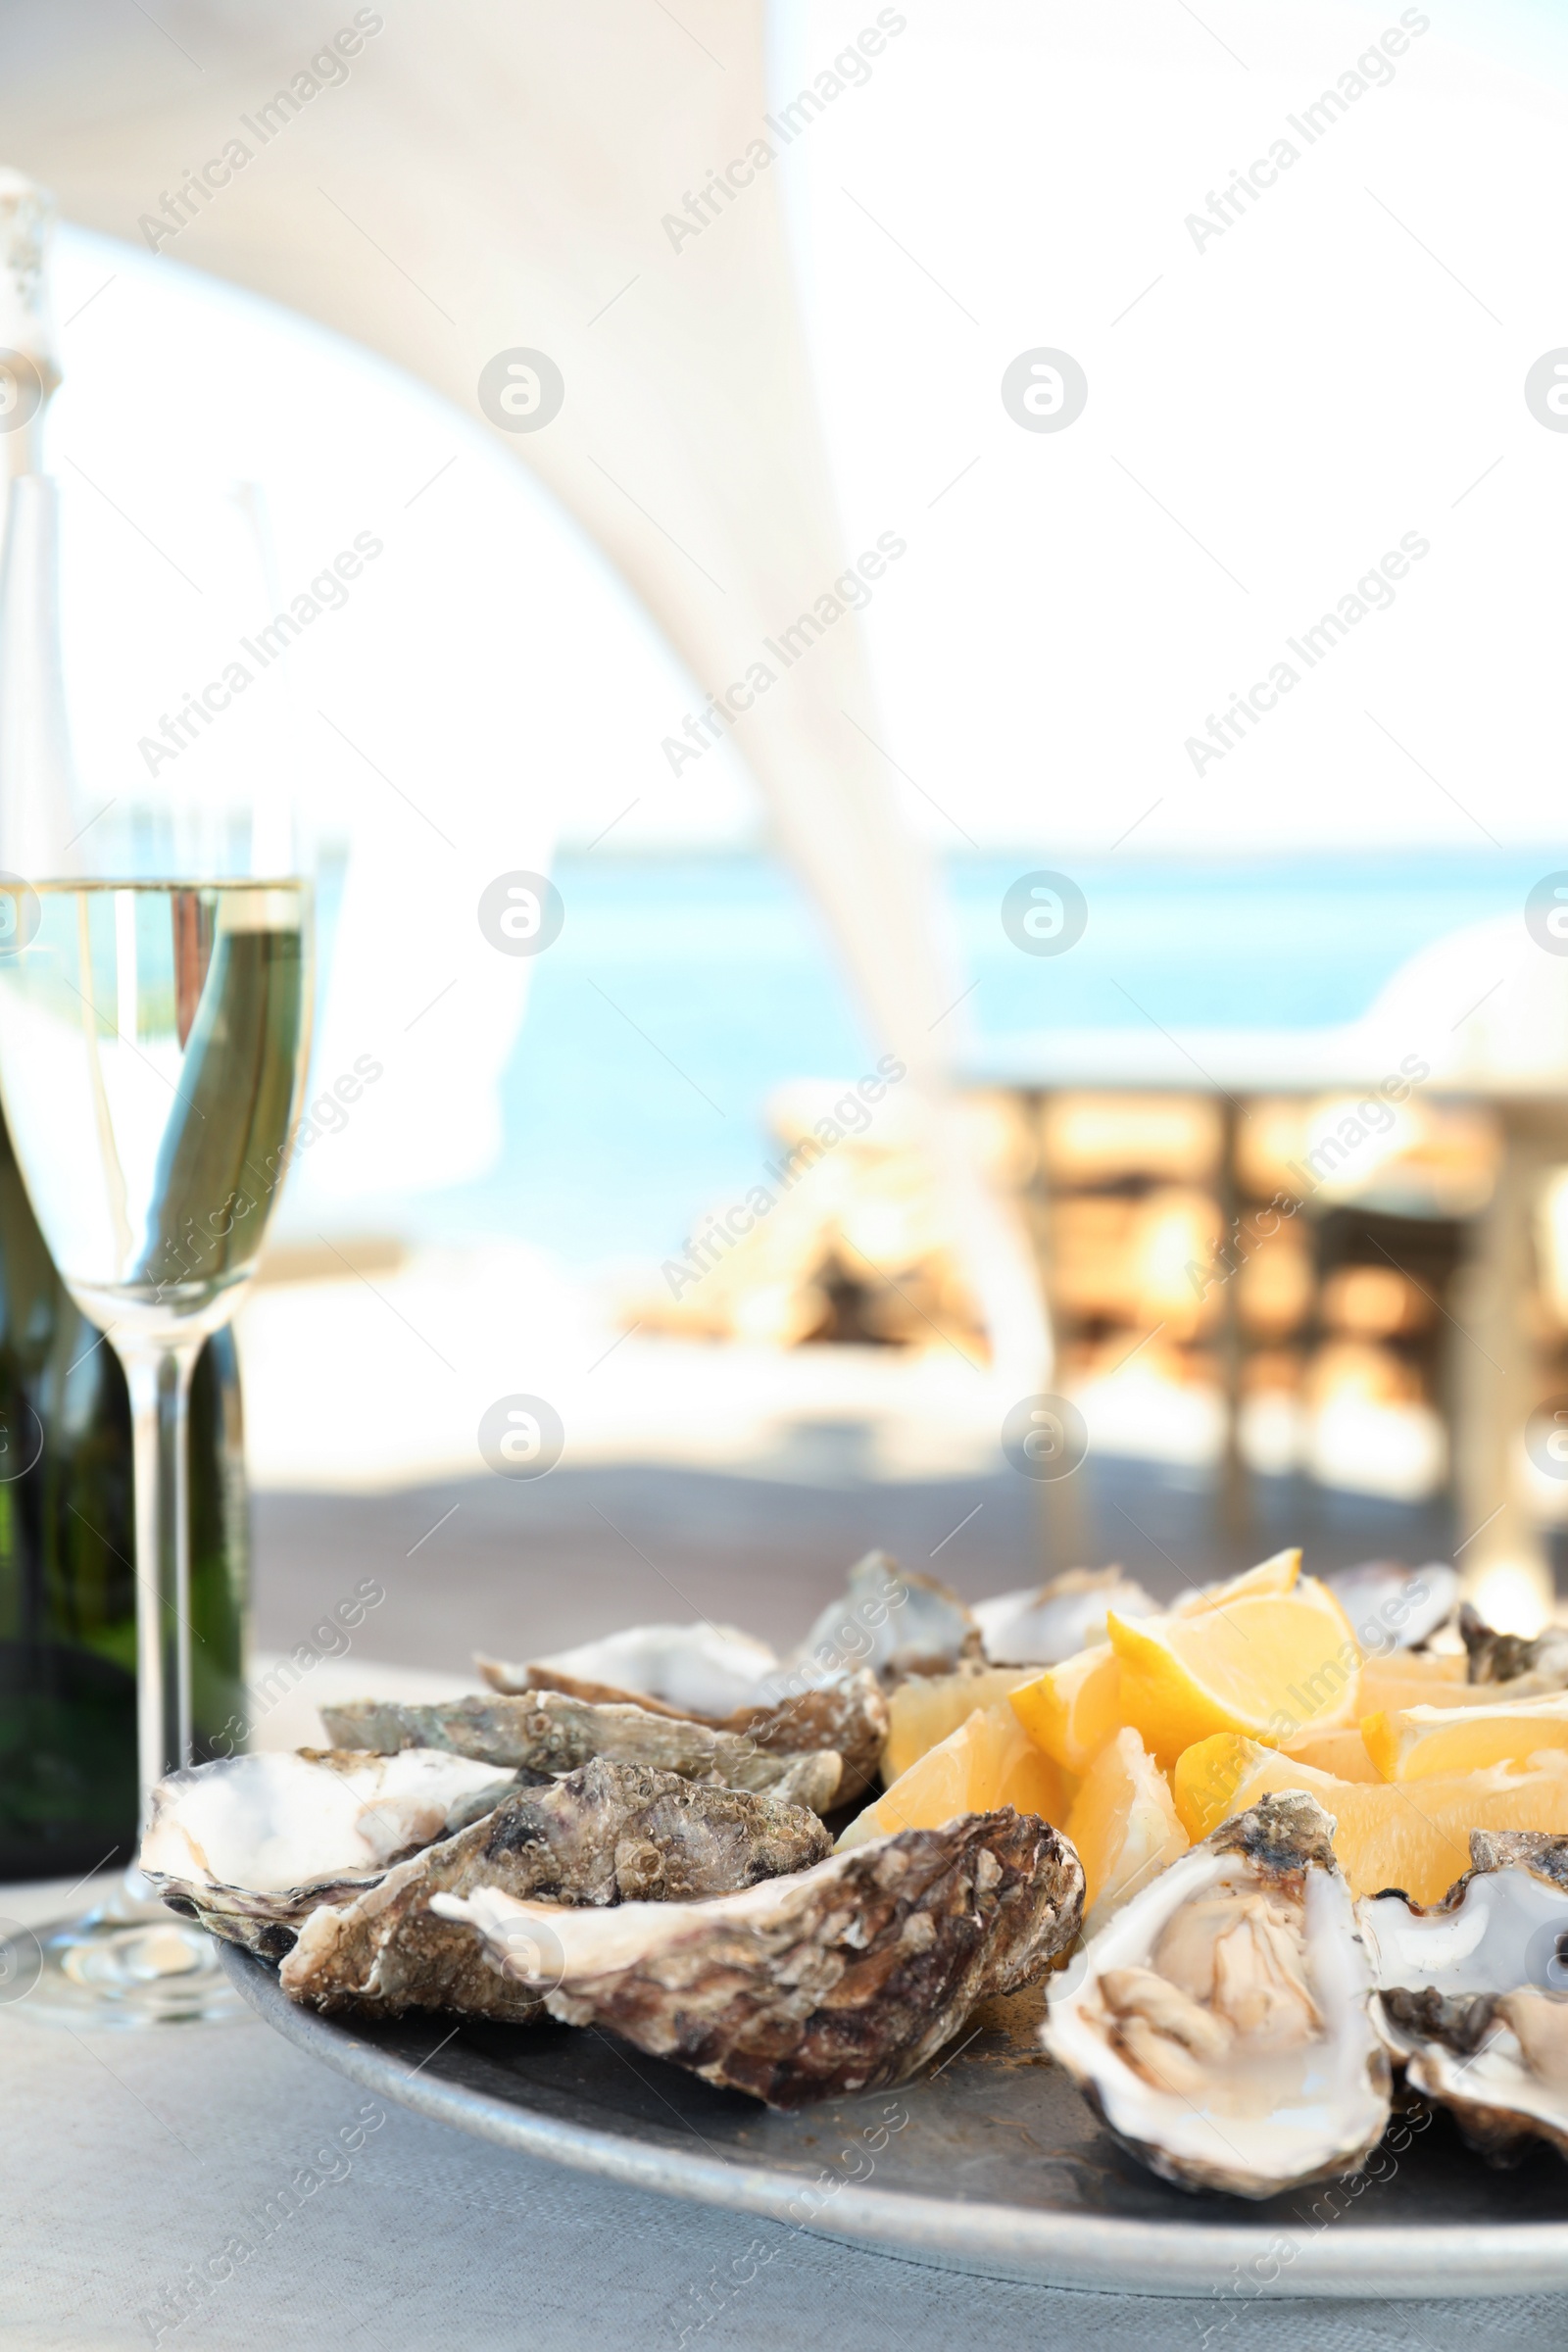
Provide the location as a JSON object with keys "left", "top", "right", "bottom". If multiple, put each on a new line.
{"left": 239, "top": 1246, "right": 1463, "bottom": 1711}
{"left": 252, "top": 1453, "right": 1458, "bottom": 1692}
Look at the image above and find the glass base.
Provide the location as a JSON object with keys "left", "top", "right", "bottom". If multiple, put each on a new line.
{"left": 7, "top": 1870, "right": 249, "bottom": 2027}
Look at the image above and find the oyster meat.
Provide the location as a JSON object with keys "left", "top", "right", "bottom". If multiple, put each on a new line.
{"left": 478, "top": 1639, "right": 889, "bottom": 1802}
{"left": 1459, "top": 1605, "right": 1568, "bottom": 1696}
{"left": 139, "top": 1746, "right": 521, "bottom": 1958}
{"left": 973, "top": 1566, "right": 1157, "bottom": 1667}
{"left": 320, "top": 1688, "right": 842, "bottom": 1814}
{"left": 1362, "top": 1829, "right": 1568, "bottom": 2163}
{"left": 280, "top": 1758, "right": 829, "bottom": 2020}
{"left": 1045, "top": 1791, "right": 1392, "bottom": 2198}
{"left": 433, "top": 1805, "right": 1082, "bottom": 2106}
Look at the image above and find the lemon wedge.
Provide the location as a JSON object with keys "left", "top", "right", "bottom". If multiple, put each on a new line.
{"left": 837, "top": 1702, "right": 1070, "bottom": 1851}
{"left": 882, "top": 1664, "right": 1039, "bottom": 1784}
{"left": 1278, "top": 1725, "right": 1385, "bottom": 1783}
{"left": 1107, "top": 1576, "right": 1359, "bottom": 1765}
{"left": 1168, "top": 1545, "right": 1300, "bottom": 1614}
{"left": 1173, "top": 1731, "right": 1568, "bottom": 1903}
{"left": 1064, "top": 1726, "right": 1188, "bottom": 1936}
{"left": 1008, "top": 1642, "right": 1125, "bottom": 1776}
{"left": 1357, "top": 1651, "right": 1473, "bottom": 1716}
{"left": 1010, "top": 1552, "right": 1317, "bottom": 1776}
{"left": 1362, "top": 1691, "right": 1568, "bottom": 1782}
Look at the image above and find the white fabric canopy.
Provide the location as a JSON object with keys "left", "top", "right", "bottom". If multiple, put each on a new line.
{"left": 0, "top": 0, "right": 1046, "bottom": 1384}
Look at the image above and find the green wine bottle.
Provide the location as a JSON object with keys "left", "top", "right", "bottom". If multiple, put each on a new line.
{"left": 0, "top": 1102, "right": 249, "bottom": 1879}
{"left": 0, "top": 172, "right": 249, "bottom": 1881}
{"left": 0, "top": 1114, "right": 248, "bottom": 1872}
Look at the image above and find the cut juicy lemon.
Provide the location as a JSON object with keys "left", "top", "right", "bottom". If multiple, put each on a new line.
{"left": 1173, "top": 1732, "right": 1568, "bottom": 1903}
{"left": 837, "top": 1703, "right": 1070, "bottom": 1851}
{"left": 1107, "top": 1576, "right": 1360, "bottom": 1765}
{"left": 883, "top": 1664, "right": 1039, "bottom": 1784}
{"left": 1363, "top": 1691, "right": 1568, "bottom": 1783}
{"left": 1009, "top": 1642, "right": 1122, "bottom": 1775}
{"left": 1278, "top": 1726, "right": 1385, "bottom": 1784}
{"left": 1065, "top": 1726, "right": 1188, "bottom": 1935}
{"left": 1357, "top": 1652, "right": 1477, "bottom": 1716}
{"left": 1168, "top": 1546, "right": 1300, "bottom": 1615}
{"left": 1010, "top": 1554, "right": 1306, "bottom": 1776}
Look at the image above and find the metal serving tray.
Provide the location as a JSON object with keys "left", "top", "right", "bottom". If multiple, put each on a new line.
{"left": 220, "top": 1944, "right": 1568, "bottom": 2298}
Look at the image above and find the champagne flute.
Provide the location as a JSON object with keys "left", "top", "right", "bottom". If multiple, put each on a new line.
{"left": 0, "top": 175, "right": 314, "bottom": 2021}
{"left": 0, "top": 509, "right": 313, "bottom": 2024}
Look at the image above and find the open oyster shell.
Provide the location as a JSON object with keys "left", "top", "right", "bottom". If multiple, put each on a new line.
{"left": 477, "top": 1642, "right": 889, "bottom": 1802}
{"left": 1044, "top": 1791, "right": 1392, "bottom": 2199}
{"left": 973, "top": 1566, "right": 1157, "bottom": 1667}
{"left": 139, "top": 1747, "right": 521, "bottom": 1957}
{"left": 280, "top": 1758, "right": 829, "bottom": 2020}
{"left": 1323, "top": 1560, "right": 1456, "bottom": 1654}
{"left": 1458, "top": 1606, "right": 1568, "bottom": 1696}
{"left": 1375, "top": 1986, "right": 1568, "bottom": 2165}
{"left": 1359, "top": 1829, "right": 1568, "bottom": 1997}
{"left": 433, "top": 1805, "right": 1082, "bottom": 2106}
{"left": 320, "top": 1688, "right": 843, "bottom": 1814}
{"left": 1362, "top": 1830, "right": 1568, "bottom": 2164}
{"left": 788, "top": 1549, "right": 981, "bottom": 1688}
{"left": 484, "top": 1623, "right": 781, "bottom": 1720}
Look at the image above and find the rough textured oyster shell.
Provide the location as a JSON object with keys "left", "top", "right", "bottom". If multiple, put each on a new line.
{"left": 280, "top": 1758, "right": 829, "bottom": 2020}
{"left": 434, "top": 1805, "right": 1082, "bottom": 2106}
{"left": 140, "top": 1747, "right": 522, "bottom": 1958}
{"left": 483, "top": 1624, "right": 781, "bottom": 1720}
{"left": 973, "top": 1567, "right": 1157, "bottom": 1667}
{"left": 320, "top": 1688, "right": 842, "bottom": 1814}
{"left": 478, "top": 1647, "right": 889, "bottom": 1802}
{"left": 1459, "top": 1605, "right": 1568, "bottom": 1695}
{"left": 786, "top": 1549, "right": 981, "bottom": 1688}
{"left": 1377, "top": 1986, "right": 1568, "bottom": 2164}
{"left": 1045, "top": 1791, "right": 1392, "bottom": 2199}
{"left": 1362, "top": 1830, "right": 1568, "bottom": 2164}
{"left": 1324, "top": 1560, "right": 1456, "bottom": 1653}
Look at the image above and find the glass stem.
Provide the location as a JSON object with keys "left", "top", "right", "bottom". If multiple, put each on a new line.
{"left": 122, "top": 1339, "right": 202, "bottom": 1827}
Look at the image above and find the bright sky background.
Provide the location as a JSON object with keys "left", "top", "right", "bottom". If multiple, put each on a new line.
{"left": 41, "top": 0, "right": 1568, "bottom": 888}
{"left": 771, "top": 0, "right": 1568, "bottom": 855}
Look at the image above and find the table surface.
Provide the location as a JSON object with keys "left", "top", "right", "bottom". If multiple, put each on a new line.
{"left": 3, "top": 1472, "right": 1559, "bottom": 2349}
{"left": 5, "top": 1934, "right": 1568, "bottom": 2352}
{"left": 10, "top": 1838, "right": 1568, "bottom": 2352}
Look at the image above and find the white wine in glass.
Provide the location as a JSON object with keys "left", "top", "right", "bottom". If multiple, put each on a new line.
{"left": 0, "top": 172, "right": 315, "bottom": 2021}
{"left": 0, "top": 881, "right": 310, "bottom": 1788}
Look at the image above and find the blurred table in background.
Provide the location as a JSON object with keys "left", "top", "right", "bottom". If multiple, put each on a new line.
{"left": 986, "top": 1081, "right": 1568, "bottom": 1628}
{"left": 968, "top": 914, "right": 1568, "bottom": 1631}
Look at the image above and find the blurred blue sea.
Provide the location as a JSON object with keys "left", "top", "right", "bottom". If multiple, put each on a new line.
{"left": 409, "top": 849, "right": 1567, "bottom": 1267}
